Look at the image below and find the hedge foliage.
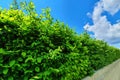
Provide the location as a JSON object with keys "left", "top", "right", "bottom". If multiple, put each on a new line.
{"left": 0, "top": 2, "right": 120, "bottom": 80}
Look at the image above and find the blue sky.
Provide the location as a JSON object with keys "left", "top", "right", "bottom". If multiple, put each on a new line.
{"left": 0, "top": 0, "right": 99, "bottom": 33}
{"left": 34, "top": 0, "right": 99, "bottom": 33}
{"left": 0, "top": 0, "right": 120, "bottom": 48}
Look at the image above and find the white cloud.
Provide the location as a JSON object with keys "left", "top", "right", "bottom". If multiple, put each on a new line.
{"left": 84, "top": 0, "right": 120, "bottom": 48}
{"left": 102, "top": 0, "right": 120, "bottom": 15}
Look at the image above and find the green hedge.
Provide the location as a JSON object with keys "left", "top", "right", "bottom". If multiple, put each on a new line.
{"left": 0, "top": 3, "right": 120, "bottom": 80}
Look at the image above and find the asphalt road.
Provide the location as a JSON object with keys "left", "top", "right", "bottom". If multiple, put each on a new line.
{"left": 82, "top": 59, "right": 120, "bottom": 80}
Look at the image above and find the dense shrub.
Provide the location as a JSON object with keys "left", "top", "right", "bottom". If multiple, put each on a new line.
{"left": 0, "top": 2, "right": 120, "bottom": 80}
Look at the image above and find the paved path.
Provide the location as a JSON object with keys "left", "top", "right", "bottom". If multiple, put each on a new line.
{"left": 82, "top": 59, "right": 120, "bottom": 80}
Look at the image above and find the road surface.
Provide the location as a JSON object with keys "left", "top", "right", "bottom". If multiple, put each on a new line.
{"left": 82, "top": 59, "right": 120, "bottom": 80}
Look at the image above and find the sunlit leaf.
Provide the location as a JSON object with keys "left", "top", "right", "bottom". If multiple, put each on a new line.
{"left": 21, "top": 52, "right": 26, "bottom": 57}
{"left": 9, "top": 60, "right": 16, "bottom": 67}
{"left": 3, "top": 68, "right": 8, "bottom": 75}
{"left": 35, "top": 67, "right": 40, "bottom": 72}
{"left": 36, "top": 57, "right": 42, "bottom": 63}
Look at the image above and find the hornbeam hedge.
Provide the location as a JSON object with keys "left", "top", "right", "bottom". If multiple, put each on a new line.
{"left": 0, "top": 2, "right": 120, "bottom": 80}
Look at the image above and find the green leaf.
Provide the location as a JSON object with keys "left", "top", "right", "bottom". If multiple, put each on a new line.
{"left": 9, "top": 60, "right": 16, "bottom": 67}
{"left": 24, "top": 70, "right": 32, "bottom": 74}
{"left": 36, "top": 57, "right": 42, "bottom": 63}
{"left": 21, "top": 52, "right": 26, "bottom": 57}
{"left": 32, "top": 76, "right": 39, "bottom": 79}
{"left": 0, "top": 48, "right": 11, "bottom": 55}
{"left": 0, "top": 28, "right": 2, "bottom": 31}
{"left": 17, "top": 57, "right": 23, "bottom": 62}
{"left": 35, "top": 67, "right": 40, "bottom": 72}
{"left": 25, "top": 56, "right": 33, "bottom": 63}
{"left": 29, "top": 79, "right": 34, "bottom": 80}
{"left": 23, "top": 76, "right": 28, "bottom": 80}
{"left": 0, "top": 48, "right": 5, "bottom": 54}
{"left": 3, "top": 68, "right": 8, "bottom": 75}
{"left": 8, "top": 76, "right": 14, "bottom": 80}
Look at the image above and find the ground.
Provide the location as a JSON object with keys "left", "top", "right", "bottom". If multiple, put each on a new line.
{"left": 82, "top": 59, "right": 120, "bottom": 80}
